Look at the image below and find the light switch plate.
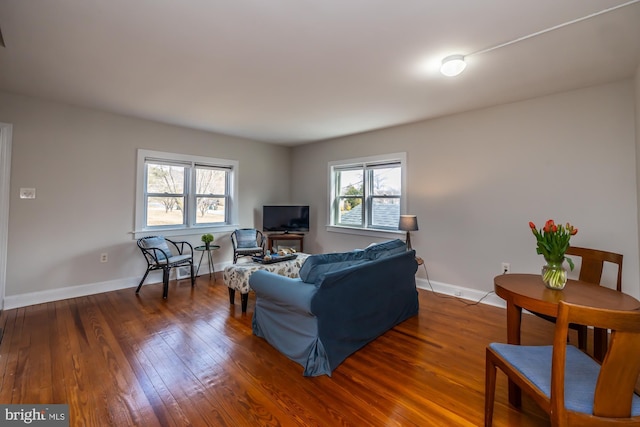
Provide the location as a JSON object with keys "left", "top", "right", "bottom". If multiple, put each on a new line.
{"left": 19, "top": 188, "right": 36, "bottom": 199}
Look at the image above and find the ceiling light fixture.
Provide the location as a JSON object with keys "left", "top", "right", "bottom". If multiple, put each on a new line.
{"left": 438, "top": 0, "right": 640, "bottom": 77}
{"left": 440, "top": 55, "right": 466, "bottom": 77}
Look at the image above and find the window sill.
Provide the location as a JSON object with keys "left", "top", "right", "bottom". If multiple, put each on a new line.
{"left": 133, "top": 224, "right": 239, "bottom": 240}
{"left": 326, "top": 225, "right": 405, "bottom": 240}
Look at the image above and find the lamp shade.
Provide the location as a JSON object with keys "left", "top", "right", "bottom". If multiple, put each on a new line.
{"left": 440, "top": 54, "right": 466, "bottom": 77}
{"left": 398, "top": 215, "right": 419, "bottom": 231}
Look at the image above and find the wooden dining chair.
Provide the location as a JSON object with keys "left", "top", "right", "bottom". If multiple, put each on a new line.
{"left": 566, "top": 246, "right": 623, "bottom": 292}
{"left": 485, "top": 300, "right": 640, "bottom": 426}
{"left": 532, "top": 246, "right": 623, "bottom": 351}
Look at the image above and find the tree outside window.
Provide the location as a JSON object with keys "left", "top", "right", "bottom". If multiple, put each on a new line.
{"left": 195, "top": 167, "right": 227, "bottom": 225}
{"left": 146, "top": 163, "right": 186, "bottom": 226}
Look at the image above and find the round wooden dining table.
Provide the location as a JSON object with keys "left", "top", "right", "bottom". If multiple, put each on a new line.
{"left": 494, "top": 273, "right": 640, "bottom": 406}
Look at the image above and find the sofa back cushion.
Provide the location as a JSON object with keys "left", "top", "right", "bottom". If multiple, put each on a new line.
{"left": 235, "top": 229, "right": 260, "bottom": 248}
{"left": 299, "top": 251, "right": 366, "bottom": 284}
{"left": 140, "top": 236, "right": 172, "bottom": 260}
{"left": 363, "top": 239, "right": 407, "bottom": 260}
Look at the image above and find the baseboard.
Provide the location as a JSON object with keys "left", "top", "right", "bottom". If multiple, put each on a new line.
{"left": 4, "top": 260, "right": 232, "bottom": 310}
{"left": 3, "top": 277, "right": 139, "bottom": 310}
{"left": 5, "top": 263, "right": 499, "bottom": 311}
{"left": 416, "top": 277, "right": 506, "bottom": 309}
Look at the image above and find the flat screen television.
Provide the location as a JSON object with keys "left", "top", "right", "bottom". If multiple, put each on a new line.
{"left": 263, "top": 205, "right": 310, "bottom": 233}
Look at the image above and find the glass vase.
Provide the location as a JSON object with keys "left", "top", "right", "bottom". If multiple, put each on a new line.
{"left": 541, "top": 260, "right": 567, "bottom": 290}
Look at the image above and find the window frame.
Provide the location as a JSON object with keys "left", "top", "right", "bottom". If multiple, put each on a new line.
{"left": 327, "top": 152, "right": 407, "bottom": 238}
{"left": 134, "top": 149, "right": 239, "bottom": 239}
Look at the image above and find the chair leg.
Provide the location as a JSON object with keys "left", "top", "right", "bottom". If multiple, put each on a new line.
{"left": 485, "top": 348, "right": 497, "bottom": 427}
{"left": 577, "top": 325, "right": 588, "bottom": 350}
{"left": 136, "top": 269, "right": 150, "bottom": 294}
{"left": 190, "top": 263, "right": 195, "bottom": 287}
{"left": 228, "top": 288, "right": 235, "bottom": 305}
{"left": 162, "top": 268, "right": 170, "bottom": 299}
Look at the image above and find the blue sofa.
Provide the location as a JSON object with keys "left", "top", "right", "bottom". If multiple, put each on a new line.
{"left": 250, "top": 240, "right": 419, "bottom": 376}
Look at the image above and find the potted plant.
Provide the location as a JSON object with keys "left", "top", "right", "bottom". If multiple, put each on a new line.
{"left": 201, "top": 233, "right": 214, "bottom": 250}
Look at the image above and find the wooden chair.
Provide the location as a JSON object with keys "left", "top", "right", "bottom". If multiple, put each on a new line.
{"left": 136, "top": 236, "right": 195, "bottom": 299}
{"left": 230, "top": 228, "right": 265, "bottom": 263}
{"left": 532, "top": 246, "right": 623, "bottom": 352}
{"left": 485, "top": 300, "right": 640, "bottom": 426}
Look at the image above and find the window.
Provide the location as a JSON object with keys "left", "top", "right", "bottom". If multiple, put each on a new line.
{"left": 329, "top": 153, "right": 406, "bottom": 234}
{"left": 135, "top": 149, "right": 238, "bottom": 236}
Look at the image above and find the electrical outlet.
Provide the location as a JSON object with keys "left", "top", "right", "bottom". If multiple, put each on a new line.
{"left": 100, "top": 253, "right": 108, "bottom": 263}
{"left": 501, "top": 262, "right": 510, "bottom": 274}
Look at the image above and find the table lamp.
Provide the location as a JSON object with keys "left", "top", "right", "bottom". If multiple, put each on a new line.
{"left": 398, "top": 215, "right": 419, "bottom": 251}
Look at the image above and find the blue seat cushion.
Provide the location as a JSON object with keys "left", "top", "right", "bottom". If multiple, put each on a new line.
{"left": 363, "top": 239, "right": 407, "bottom": 260}
{"left": 236, "top": 246, "right": 263, "bottom": 253}
{"left": 159, "top": 254, "right": 192, "bottom": 265}
{"left": 489, "top": 343, "right": 640, "bottom": 416}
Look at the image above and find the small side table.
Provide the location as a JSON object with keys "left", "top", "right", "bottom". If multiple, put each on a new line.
{"left": 194, "top": 245, "right": 220, "bottom": 279}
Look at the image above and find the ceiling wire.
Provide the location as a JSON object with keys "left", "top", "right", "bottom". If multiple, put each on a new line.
{"left": 466, "top": 0, "right": 640, "bottom": 58}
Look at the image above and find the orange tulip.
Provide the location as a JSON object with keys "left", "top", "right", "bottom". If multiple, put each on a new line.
{"left": 530, "top": 219, "right": 577, "bottom": 271}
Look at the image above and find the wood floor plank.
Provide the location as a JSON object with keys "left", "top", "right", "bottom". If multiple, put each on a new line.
{"left": 0, "top": 273, "right": 556, "bottom": 426}
{"left": 0, "top": 308, "right": 19, "bottom": 403}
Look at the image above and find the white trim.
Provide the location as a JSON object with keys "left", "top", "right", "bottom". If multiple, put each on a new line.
{"left": 326, "top": 225, "right": 405, "bottom": 240}
{"left": 0, "top": 123, "right": 12, "bottom": 311}
{"left": 1, "top": 254, "right": 544, "bottom": 315}
{"left": 132, "top": 224, "right": 239, "bottom": 240}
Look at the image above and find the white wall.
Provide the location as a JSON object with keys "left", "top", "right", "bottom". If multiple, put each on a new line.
{"left": 1, "top": 78, "right": 638, "bottom": 308}
{"left": 292, "top": 80, "right": 640, "bottom": 298}
{"left": 0, "top": 91, "right": 290, "bottom": 305}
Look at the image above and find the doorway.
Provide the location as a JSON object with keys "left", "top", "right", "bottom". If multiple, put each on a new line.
{"left": 0, "top": 122, "right": 13, "bottom": 342}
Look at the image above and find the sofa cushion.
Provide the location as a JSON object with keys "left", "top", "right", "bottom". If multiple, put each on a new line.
{"left": 236, "top": 229, "right": 260, "bottom": 248}
{"left": 363, "top": 239, "right": 407, "bottom": 260}
{"left": 299, "top": 251, "right": 366, "bottom": 284}
{"left": 304, "top": 260, "right": 369, "bottom": 285}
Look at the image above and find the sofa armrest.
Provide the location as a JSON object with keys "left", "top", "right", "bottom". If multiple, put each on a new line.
{"left": 249, "top": 270, "right": 318, "bottom": 314}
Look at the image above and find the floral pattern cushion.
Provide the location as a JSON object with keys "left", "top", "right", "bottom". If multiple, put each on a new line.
{"left": 223, "top": 253, "right": 310, "bottom": 294}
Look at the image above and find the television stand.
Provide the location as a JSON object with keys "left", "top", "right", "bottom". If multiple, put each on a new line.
{"left": 268, "top": 233, "right": 304, "bottom": 253}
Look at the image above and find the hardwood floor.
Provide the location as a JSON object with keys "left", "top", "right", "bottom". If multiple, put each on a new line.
{"left": 0, "top": 275, "right": 559, "bottom": 426}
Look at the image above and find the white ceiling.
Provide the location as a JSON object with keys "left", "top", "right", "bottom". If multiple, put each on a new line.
{"left": 1, "top": 1, "right": 639, "bottom": 146}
